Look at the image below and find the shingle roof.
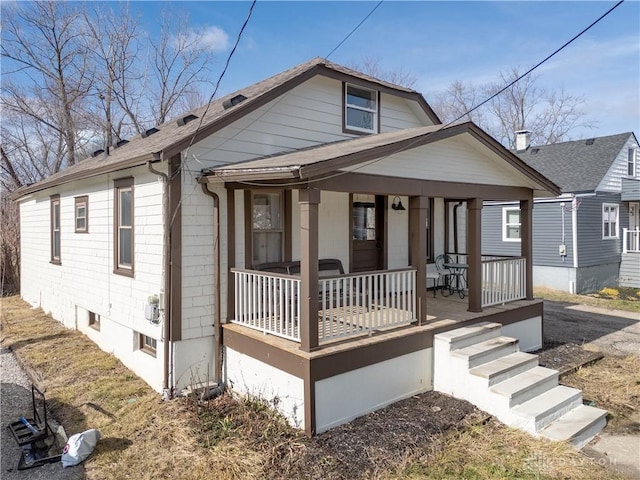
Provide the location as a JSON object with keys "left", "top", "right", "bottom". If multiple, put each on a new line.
{"left": 515, "top": 132, "right": 633, "bottom": 193}
{"left": 12, "top": 57, "right": 439, "bottom": 199}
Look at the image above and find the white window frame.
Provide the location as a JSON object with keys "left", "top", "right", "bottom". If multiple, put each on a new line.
{"left": 344, "top": 83, "right": 379, "bottom": 134}
{"left": 602, "top": 203, "right": 619, "bottom": 239}
{"left": 628, "top": 147, "right": 637, "bottom": 177}
{"left": 502, "top": 207, "right": 521, "bottom": 242}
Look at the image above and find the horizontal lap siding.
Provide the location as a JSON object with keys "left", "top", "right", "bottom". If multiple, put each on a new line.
{"left": 576, "top": 194, "right": 624, "bottom": 267}
{"left": 19, "top": 166, "right": 166, "bottom": 390}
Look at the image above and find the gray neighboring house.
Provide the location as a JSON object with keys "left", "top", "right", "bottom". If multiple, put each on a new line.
{"left": 482, "top": 131, "right": 640, "bottom": 293}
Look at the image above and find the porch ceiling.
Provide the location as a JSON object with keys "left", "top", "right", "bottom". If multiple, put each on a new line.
{"left": 201, "top": 122, "right": 560, "bottom": 198}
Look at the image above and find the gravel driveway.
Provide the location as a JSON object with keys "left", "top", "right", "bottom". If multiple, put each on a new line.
{"left": 1, "top": 346, "right": 84, "bottom": 480}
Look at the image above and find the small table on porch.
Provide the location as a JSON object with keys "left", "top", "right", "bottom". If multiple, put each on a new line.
{"left": 442, "top": 263, "right": 468, "bottom": 299}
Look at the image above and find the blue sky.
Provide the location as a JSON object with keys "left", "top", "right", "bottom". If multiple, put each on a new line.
{"left": 110, "top": 1, "right": 639, "bottom": 138}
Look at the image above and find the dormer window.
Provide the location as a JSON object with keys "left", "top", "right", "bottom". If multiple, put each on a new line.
{"left": 344, "top": 84, "right": 379, "bottom": 134}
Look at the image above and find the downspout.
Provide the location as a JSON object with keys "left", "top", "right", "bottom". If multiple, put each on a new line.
{"left": 147, "top": 160, "right": 172, "bottom": 399}
{"left": 200, "top": 182, "right": 223, "bottom": 385}
{"left": 453, "top": 201, "right": 463, "bottom": 253}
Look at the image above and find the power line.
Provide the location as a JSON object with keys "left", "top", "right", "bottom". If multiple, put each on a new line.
{"left": 236, "top": 0, "right": 625, "bottom": 188}
{"left": 325, "top": 1, "right": 384, "bottom": 59}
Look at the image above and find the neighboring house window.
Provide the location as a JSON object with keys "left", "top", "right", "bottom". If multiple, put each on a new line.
{"left": 502, "top": 207, "right": 521, "bottom": 242}
{"left": 628, "top": 148, "right": 637, "bottom": 176}
{"left": 75, "top": 196, "right": 88, "bottom": 233}
{"left": 344, "top": 83, "right": 379, "bottom": 134}
{"left": 252, "top": 191, "right": 283, "bottom": 265}
{"left": 50, "top": 195, "right": 61, "bottom": 264}
{"left": 88, "top": 311, "right": 100, "bottom": 331}
{"left": 602, "top": 203, "right": 619, "bottom": 239}
{"left": 114, "top": 178, "right": 134, "bottom": 275}
{"left": 139, "top": 333, "right": 157, "bottom": 357}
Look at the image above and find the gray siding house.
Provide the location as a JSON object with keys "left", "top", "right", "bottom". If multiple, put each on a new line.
{"left": 482, "top": 131, "right": 640, "bottom": 293}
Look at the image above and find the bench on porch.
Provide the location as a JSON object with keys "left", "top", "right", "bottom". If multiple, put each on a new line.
{"left": 255, "top": 258, "right": 345, "bottom": 277}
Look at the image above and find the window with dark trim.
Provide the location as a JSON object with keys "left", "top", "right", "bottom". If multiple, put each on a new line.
{"left": 344, "top": 83, "right": 379, "bottom": 134}
{"left": 75, "top": 196, "right": 88, "bottom": 233}
{"left": 139, "top": 333, "right": 157, "bottom": 357}
{"left": 50, "top": 195, "right": 61, "bottom": 264}
{"left": 251, "top": 191, "right": 283, "bottom": 265}
{"left": 114, "top": 177, "right": 134, "bottom": 276}
{"left": 88, "top": 311, "right": 100, "bottom": 330}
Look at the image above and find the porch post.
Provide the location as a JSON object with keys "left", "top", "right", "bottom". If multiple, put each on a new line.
{"left": 467, "top": 198, "right": 483, "bottom": 312}
{"left": 520, "top": 198, "right": 534, "bottom": 300}
{"left": 299, "top": 188, "right": 320, "bottom": 352}
{"left": 409, "top": 196, "right": 428, "bottom": 325}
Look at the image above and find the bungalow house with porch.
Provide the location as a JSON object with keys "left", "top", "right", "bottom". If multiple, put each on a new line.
{"left": 13, "top": 58, "right": 606, "bottom": 445}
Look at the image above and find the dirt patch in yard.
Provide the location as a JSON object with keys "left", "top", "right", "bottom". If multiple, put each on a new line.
{"left": 537, "top": 342, "right": 604, "bottom": 376}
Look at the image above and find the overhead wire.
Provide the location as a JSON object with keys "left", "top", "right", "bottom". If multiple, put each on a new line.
{"left": 325, "top": 1, "right": 384, "bottom": 60}
{"left": 230, "top": 0, "right": 625, "bottom": 188}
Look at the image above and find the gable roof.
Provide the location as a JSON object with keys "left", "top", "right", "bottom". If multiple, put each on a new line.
{"left": 12, "top": 57, "right": 440, "bottom": 200}
{"left": 206, "top": 121, "right": 561, "bottom": 197}
{"left": 515, "top": 132, "right": 634, "bottom": 193}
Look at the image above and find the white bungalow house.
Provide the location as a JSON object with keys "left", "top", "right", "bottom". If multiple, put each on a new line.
{"left": 13, "top": 58, "right": 606, "bottom": 445}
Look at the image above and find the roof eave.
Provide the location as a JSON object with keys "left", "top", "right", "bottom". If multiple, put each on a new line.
{"left": 203, "top": 166, "right": 300, "bottom": 183}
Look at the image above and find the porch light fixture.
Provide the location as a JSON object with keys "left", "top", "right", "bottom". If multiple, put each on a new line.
{"left": 391, "top": 196, "right": 406, "bottom": 211}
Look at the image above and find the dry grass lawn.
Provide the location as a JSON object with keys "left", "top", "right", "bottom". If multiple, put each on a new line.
{"left": 1, "top": 295, "right": 634, "bottom": 479}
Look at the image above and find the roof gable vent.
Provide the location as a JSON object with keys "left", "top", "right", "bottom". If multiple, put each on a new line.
{"left": 531, "top": 148, "right": 540, "bottom": 154}
{"left": 177, "top": 114, "right": 199, "bottom": 126}
{"left": 585, "top": 138, "right": 595, "bottom": 145}
{"left": 115, "top": 139, "right": 129, "bottom": 148}
{"left": 222, "top": 94, "right": 247, "bottom": 110}
{"left": 141, "top": 127, "right": 159, "bottom": 138}
{"left": 92, "top": 149, "right": 105, "bottom": 157}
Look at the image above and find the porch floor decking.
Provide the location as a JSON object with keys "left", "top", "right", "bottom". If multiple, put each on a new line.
{"left": 225, "top": 296, "right": 543, "bottom": 359}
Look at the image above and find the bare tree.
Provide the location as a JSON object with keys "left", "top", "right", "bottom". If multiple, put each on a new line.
{"left": 1, "top": 2, "right": 94, "bottom": 167}
{"left": 432, "top": 69, "right": 595, "bottom": 148}
{"left": 350, "top": 55, "right": 417, "bottom": 89}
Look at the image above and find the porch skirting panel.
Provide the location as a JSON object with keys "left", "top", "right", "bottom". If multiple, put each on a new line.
{"left": 225, "top": 347, "right": 306, "bottom": 429}
{"left": 315, "top": 348, "right": 433, "bottom": 434}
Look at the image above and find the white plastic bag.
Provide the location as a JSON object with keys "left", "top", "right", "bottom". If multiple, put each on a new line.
{"left": 61, "top": 428, "right": 102, "bottom": 468}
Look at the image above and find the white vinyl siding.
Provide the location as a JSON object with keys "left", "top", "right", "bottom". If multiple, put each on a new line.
{"left": 602, "top": 203, "right": 619, "bottom": 239}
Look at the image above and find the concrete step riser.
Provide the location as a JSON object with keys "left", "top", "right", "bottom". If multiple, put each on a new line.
{"left": 485, "top": 358, "right": 539, "bottom": 387}
{"left": 447, "top": 327, "right": 502, "bottom": 351}
{"left": 464, "top": 342, "right": 519, "bottom": 369}
{"left": 533, "top": 396, "right": 584, "bottom": 432}
{"left": 509, "top": 375, "right": 558, "bottom": 408}
{"left": 569, "top": 415, "right": 608, "bottom": 450}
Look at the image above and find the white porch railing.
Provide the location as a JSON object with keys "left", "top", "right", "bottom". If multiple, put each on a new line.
{"left": 232, "top": 268, "right": 417, "bottom": 344}
{"left": 232, "top": 269, "right": 301, "bottom": 341}
{"left": 481, "top": 256, "right": 526, "bottom": 307}
{"left": 623, "top": 227, "right": 640, "bottom": 253}
{"left": 318, "top": 268, "right": 417, "bottom": 343}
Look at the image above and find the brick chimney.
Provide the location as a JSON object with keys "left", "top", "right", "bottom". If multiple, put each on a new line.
{"left": 515, "top": 130, "right": 531, "bottom": 152}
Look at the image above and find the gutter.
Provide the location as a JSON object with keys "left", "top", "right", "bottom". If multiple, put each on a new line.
{"left": 200, "top": 183, "right": 223, "bottom": 384}
{"left": 147, "top": 160, "right": 173, "bottom": 398}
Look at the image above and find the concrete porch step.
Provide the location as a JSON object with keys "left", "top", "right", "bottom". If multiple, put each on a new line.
{"left": 451, "top": 336, "right": 519, "bottom": 368}
{"left": 469, "top": 351, "right": 539, "bottom": 386}
{"left": 539, "top": 404, "right": 608, "bottom": 449}
{"left": 490, "top": 366, "right": 558, "bottom": 408}
{"left": 435, "top": 322, "right": 502, "bottom": 351}
{"left": 511, "top": 385, "right": 583, "bottom": 433}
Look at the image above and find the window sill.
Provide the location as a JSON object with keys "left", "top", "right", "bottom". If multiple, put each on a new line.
{"left": 139, "top": 347, "right": 157, "bottom": 358}
{"left": 113, "top": 267, "right": 134, "bottom": 278}
{"left": 50, "top": 260, "right": 62, "bottom": 266}
{"left": 343, "top": 127, "right": 376, "bottom": 136}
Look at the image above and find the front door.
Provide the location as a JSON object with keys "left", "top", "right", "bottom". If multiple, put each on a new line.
{"left": 352, "top": 194, "right": 385, "bottom": 272}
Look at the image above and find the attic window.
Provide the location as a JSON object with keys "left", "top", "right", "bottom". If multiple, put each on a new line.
{"left": 141, "top": 127, "right": 159, "bottom": 138}
{"left": 344, "top": 83, "right": 379, "bottom": 134}
{"left": 223, "top": 94, "right": 247, "bottom": 110}
{"left": 585, "top": 138, "right": 595, "bottom": 145}
{"left": 177, "top": 114, "right": 198, "bottom": 126}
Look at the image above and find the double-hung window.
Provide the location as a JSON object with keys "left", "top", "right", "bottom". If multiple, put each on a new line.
{"left": 502, "top": 207, "right": 521, "bottom": 242}
{"left": 50, "top": 195, "right": 61, "bottom": 264}
{"left": 628, "top": 148, "right": 637, "bottom": 176}
{"left": 114, "top": 178, "right": 134, "bottom": 275}
{"left": 75, "top": 196, "right": 88, "bottom": 233}
{"left": 252, "top": 191, "right": 283, "bottom": 265}
{"left": 344, "top": 83, "right": 379, "bottom": 134}
{"left": 602, "top": 203, "right": 619, "bottom": 239}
